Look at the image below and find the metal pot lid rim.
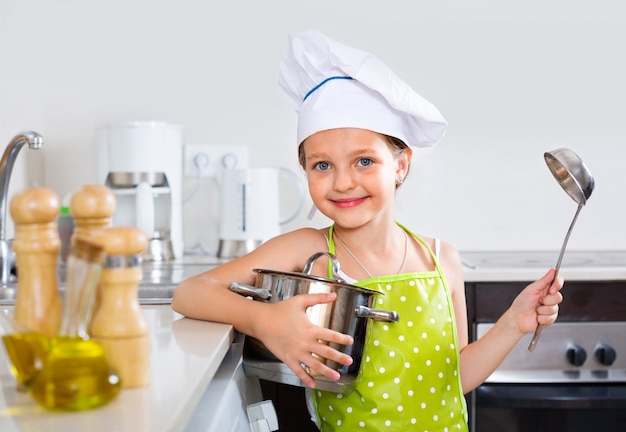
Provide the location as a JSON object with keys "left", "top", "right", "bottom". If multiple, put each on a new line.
{"left": 253, "top": 268, "right": 382, "bottom": 295}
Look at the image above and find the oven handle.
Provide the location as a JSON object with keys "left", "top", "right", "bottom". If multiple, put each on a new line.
{"left": 476, "top": 384, "right": 626, "bottom": 409}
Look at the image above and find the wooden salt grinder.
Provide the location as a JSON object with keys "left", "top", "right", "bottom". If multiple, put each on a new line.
{"left": 69, "top": 184, "right": 116, "bottom": 243}
{"left": 69, "top": 184, "right": 116, "bottom": 331}
{"left": 10, "top": 187, "right": 62, "bottom": 338}
{"left": 90, "top": 226, "right": 150, "bottom": 388}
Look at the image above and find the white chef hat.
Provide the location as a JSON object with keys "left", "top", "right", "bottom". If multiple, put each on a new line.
{"left": 279, "top": 29, "right": 448, "bottom": 148}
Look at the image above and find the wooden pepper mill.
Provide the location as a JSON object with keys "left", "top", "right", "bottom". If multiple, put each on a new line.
{"left": 69, "top": 184, "right": 116, "bottom": 332}
{"left": 10, "top": 187, "right": 62, "bottom": 338}
{"left": 69, "top": 184, "right": 116, "bottom": 243}
{"left": 90, "top": 226, "right": 150, "bottom": 388}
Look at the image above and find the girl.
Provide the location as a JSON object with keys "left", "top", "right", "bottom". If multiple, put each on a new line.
{"left": 172, "top": 29, "right": 563, "bottom": 431}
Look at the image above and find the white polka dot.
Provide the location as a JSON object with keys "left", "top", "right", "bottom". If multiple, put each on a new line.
{"left": 433, "top": 414, "right": 439, "bottom": 421}
{"left": 407, "top": 321, "right": 414, "bottom": 327}
{"left": 336, "top": 393, "right": 343, "bottom": 399}
{"left": 430, "top": 318, "right": 436, "bottom": 324}
{"left": 373, "top": 340, "right": 380, "bottom": 346}
{"left": 413, "top": 347, "right": 419, "bottom": 354}
{"left": 409, "top": 280, "right": 415, "bottom": 286}
{"left": 421, "top": 332, "right": 428, "bottom": 338}
{"left": 430, "top": 387, "right": 436, "bottom": 393}
{"left": 400, "top": 296, "right": 406, "bottom": 302}
{"left": 389, "top": 350, "right": 396, "bottom": 357}
{"left": 385, "top": 284, "right": 392, "bottom": 291}
{"left": 328, "top": 405, "right": 333, "bottom": 411}
{"left": 317, "top": 391, "right": 322, "bottom": 397}
{"left": 347, "top": 406, "right": 353, "bottom": 412}
{"left": 359, "top": 421, "right": 365, "bottom": 427}
{"left": 385, "top": 420, "right": 391, "bottom": 426}
{"left": 417, "top": 375, "right": 423, "bottom": 381}
{"left": 377, "top": 298, "right": 384, "bottom": 305}
{"left": 397, "top": 405, "right": 403, "bottom": 412}
{"left": 439, "top": 372, "right": 444, "bottom": 379}
{"left": 441, "top": 400, "right": 447, "bottom": 406}
{"left": 408, "top": 389, "right": 414, "bottom": 396}
{"left": 426, "top": 359, "right": 432, "bottom": 366}
{"left": 394, "top": 377, "right": 400, "bottom": 384}
{"left": 428, "top": 278, "right": 435, "bottom": 285}
{"left": 379, "top": 367, "right": 386, "bottom": 373}
{"left": 368, "top": 381, "right": 374, "bottom": 387}
{"left": 442, "top": 330, "right": 447, "bottom": 336}
{"left": 398, "top": 335, "right": 405, "bottom": 341}
{"left": 416, "top": 306, "right": 422, "bottom": 312}
{"left": 411, "top": 418, "right": 417, "bottom": 424}
{"left": 383, "top": 325, "right": 389, "bottom": 331}
{"left": 420, "top": 402, "right": 427, "bottom": 409}
{"left": 336, "top": 420, "right": 342, "bottom": 426}
{"left": 366, "top": 355, "right": 371, "bottom": 362}
{"left": 446, "top": 357, "right": 451, "bottom": 364}
{"left": 404, "top": 362, "right": 411, "bottom": 368}
{"left": 382, "top": 393, "right": 389, "bottom": 399}
{"left": 435, "top": 345, "right": 441, "bottom": 351}
{"left": 372, "top": 408, "right": 378, "bottom": 414}
{"left": 437, "top": 303, "right": 443, "bottom": 310}
{"left": 450, "top": 343, "right": 455, "bottom": 349}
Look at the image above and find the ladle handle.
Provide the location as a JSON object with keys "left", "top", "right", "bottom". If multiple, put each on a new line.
{"left": 528, "top": 204, "right": 583, "bottom": 352}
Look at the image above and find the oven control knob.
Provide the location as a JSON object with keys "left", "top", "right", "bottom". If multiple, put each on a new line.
{"left": 594, "top": 344, "right": 617, "bottom": 366}
{"left": 566, "top": 345, "right": 587, "bottom": 366}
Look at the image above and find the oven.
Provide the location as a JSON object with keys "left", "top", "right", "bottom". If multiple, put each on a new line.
{"left": 463, "top": 251, "right": 626, "bottom": 432}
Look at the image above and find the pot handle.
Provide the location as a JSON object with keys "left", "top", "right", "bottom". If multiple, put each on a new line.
{"left": 355, "top": 305, "right": 400, "bottom": 323}
{"left": 302, "top": 251, "right": 344, "bottom": 282}
{"left": 229, "top": 282, "right": 272, "bottom": 301}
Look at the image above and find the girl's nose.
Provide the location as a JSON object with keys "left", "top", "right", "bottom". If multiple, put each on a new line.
{"left": 333, "top": 169, "right": 356, "bottom": 191}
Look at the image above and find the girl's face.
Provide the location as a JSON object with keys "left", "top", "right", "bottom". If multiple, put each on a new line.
{"left": 302, "top": 128, "right": 411, "bottom": 228}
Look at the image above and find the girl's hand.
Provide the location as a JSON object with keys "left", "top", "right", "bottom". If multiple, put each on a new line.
{"left": 253, "top": 292, "right": 354, "bottom": 388}
{"left": 508, "top": 268, "right": 564, "bottom": 334}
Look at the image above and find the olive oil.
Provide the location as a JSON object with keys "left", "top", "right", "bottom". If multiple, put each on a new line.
{"left": 2, "top": 331, "right": 49, "bottom": 387}
{"left": 27, "top": 336, "right": 121, "bottom": 411}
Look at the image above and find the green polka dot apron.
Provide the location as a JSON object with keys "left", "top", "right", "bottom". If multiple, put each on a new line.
{"left": 313, "top": 224, "right": 468, "bottom": 431}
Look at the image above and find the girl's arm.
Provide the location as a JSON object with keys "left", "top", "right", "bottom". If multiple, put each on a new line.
{"left": 171, "top": 228, "right": 354, "bottom": 388}
{"left": 441, "top": 245, "right": 563, "bottom": 393}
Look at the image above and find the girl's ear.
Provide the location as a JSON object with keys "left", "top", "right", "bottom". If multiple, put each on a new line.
{"left": 396, "top": 147, "right": 412, "bottom": 179}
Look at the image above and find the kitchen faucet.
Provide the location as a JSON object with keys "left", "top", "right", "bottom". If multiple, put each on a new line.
{"left": 0, "top": 131, "right": 44, "bottom": 285}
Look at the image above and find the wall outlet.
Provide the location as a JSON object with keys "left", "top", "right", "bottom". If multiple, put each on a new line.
{"left": 184, "top": 144, "right": 249, "bottom": 178}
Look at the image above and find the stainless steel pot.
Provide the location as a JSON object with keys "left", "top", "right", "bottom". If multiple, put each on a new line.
{"left": 229, "top": 251, "right": 399, "bottom": 393}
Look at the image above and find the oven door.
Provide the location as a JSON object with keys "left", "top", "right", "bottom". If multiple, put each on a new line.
{"left": 474, "top": 383, "right": 626, "bottom": 432}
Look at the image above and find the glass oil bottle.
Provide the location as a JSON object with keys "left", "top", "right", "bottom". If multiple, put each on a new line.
{"left": 26, "top": 237, "right": 122, "bottom": 411}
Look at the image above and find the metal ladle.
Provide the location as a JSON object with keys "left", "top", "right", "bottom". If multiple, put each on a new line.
{"left": 528, "top": 148, "right": 595, "bottom": 352}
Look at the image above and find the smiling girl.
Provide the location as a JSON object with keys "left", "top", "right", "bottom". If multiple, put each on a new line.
{"left": 172, "top": 29, "right": 563, "bottom": 431}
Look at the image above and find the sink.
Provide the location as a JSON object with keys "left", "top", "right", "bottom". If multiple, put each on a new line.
{"left": 0, "top": 257, "right": 221, "bottom": 306}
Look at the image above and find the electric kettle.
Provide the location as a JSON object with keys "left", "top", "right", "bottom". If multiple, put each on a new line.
{"left": 217, "top": 167, "right": 305, "bottom": 259}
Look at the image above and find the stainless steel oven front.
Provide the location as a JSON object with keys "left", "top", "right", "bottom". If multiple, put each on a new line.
{"left": 466, "top": 278, "right": 626, "bottom": 432}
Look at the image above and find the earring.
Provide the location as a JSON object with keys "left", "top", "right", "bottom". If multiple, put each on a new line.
{"left": 396, "top": 176, "right": 404, "bottom": 185}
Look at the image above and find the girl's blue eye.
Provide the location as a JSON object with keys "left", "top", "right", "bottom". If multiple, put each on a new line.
{"left": 357, "top": 158, "right": 372, "bottom": 167}
{"left": 315, "top": 161, "right": 331, "bottom": 171}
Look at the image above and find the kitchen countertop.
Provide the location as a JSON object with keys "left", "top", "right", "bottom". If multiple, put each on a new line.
{"left": 461, "top": 250, "right": 626, "bottom": 282}
{"left": 0, "top": 305, "right": 235, "bottom": 432}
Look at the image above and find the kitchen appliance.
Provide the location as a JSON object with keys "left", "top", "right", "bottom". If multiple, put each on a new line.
{"left": 529, "top": 148, "right": 595, "bottom": 351}
{"left": 96, "top": 122, "right": 183, "bottom": 260}
{"left": 232, "top": 252, "right": 399, "bottom": 394}
{"left": 217, "top": 167, "right": 304, "bottom": 259}
{"left": 463, "top": 250, "right": 626, "bottom": 432}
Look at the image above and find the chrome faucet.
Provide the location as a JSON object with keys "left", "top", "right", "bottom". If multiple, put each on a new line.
{"left": 0, "top": 131, "right": 44, "bottom": 285}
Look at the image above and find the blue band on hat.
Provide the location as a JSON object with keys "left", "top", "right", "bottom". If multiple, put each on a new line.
{"left": 303, "top": 76, "right": 353, "bottom": 102}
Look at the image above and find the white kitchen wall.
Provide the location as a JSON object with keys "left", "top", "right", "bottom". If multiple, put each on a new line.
{"left": 1, "top": 0, "right": 624, "bottom": 253}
